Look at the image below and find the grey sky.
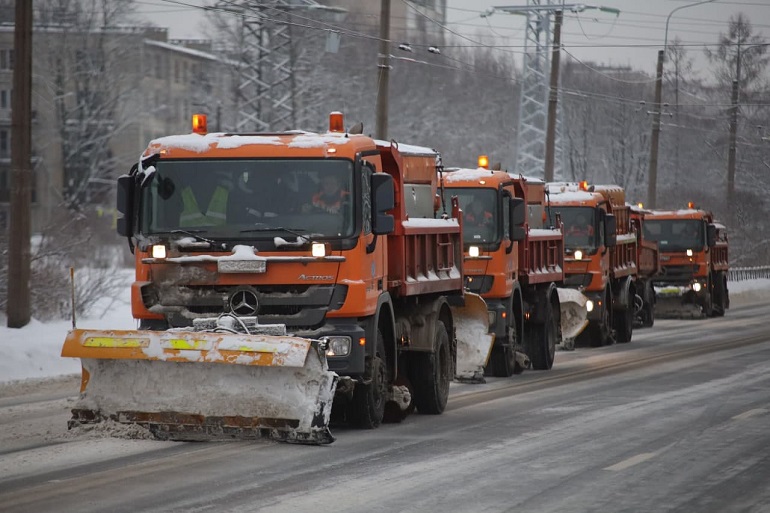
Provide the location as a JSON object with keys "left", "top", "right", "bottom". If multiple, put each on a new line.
{"left": 138, "top": 0, "right": 769, "bottom": 76}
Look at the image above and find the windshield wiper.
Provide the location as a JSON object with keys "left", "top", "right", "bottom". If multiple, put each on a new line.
{"left": 240, "top": 226, "right": 318, "bottom": 245}
{"left": 170, "top": 229, "right": 217, "bottom": 245}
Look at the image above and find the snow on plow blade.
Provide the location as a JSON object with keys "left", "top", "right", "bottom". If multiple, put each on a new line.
{"left": 452, "top": 292, "right": 495, "bottom": 383}
{"left": 557, "top": 288, "right": 589, "bottom": 340}
{"left": 61, "top": 329, "right": 337, "bottom": 445}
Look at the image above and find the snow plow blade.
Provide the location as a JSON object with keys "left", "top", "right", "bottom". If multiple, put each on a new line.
{"left": 557, "top": 288, "right": 589, "bottom": 340}
{"left": 452, "top": 292, "right": 495, "bottom": 383}
{"left": 61, "top": 329, "right": 337, "bottom": 445}
{"left": 654, "top": 287, "right": 703, "bottom": 318}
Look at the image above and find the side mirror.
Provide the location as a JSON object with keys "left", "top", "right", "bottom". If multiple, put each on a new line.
{"left": 509, "top": 197, "right": 526, "bottom": 242}
{"left": 604, "top": 213, "right": 617, "bottom": 247}
{"left": 371, "top": 172, "right": 395, "bottom": 235}
{"left": 116, "top": 174, "right": 134, "bottom": 237}
{"left": 706, "top": 224, "right": 716, "bottom": 248}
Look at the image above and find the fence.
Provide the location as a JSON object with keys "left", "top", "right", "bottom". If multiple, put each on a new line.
{"left": 728, "top": 266, "right": 770, "bottom": 282}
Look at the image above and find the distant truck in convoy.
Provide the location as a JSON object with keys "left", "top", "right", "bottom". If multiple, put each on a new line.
{"left": 441, "top": 158, "right": 587, "bottom": 377}
{"left": 629, "top": 205, "right": 661, "bottom": 328}
{"left": 546, "top": 182, "right": 639, "bottom": 347}
{"left": 643, "top": 206, "right": 729, "bottom": 318}
{"left": 61, "top": 112, "right": 492, "bottom": 443}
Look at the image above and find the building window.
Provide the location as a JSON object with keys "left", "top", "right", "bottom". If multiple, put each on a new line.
{"left": 0, "top": 89, "right": 8, "bottom": 109}
{"left": 0, "top": 48, "right": 13, "bottom": 70}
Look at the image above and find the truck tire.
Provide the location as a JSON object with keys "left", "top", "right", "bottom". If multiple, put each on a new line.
{"left": 486, "top": 316, "right": 519, "bottom": 377}
{"left": 579, "top": 289, "right": 613, "bottom": 347}
{"left": 410, "top": 320, "right": 451, "bottom": 414}
{"left": 641, "top": 283, "right": 655, "bottom": 328}
{"left": 529, "top": 301, "right": 556, "bottom": 370}
{"left": 347, "top": 331, "right": 388, "bottom": 429}
{"left": 615, "top": 298, "right": 634, "bottom": 344}
{"left": 702, "top": 275, "right": 714, "bottom": 317}
{"left": 712, "top": 272, "right": 727, "bottom": 317}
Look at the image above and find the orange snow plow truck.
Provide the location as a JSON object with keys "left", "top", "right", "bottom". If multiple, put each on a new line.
{"left": 546, "top": 182, "right": 638, "bottom": 347}
{"left": 643, "top": 206, "right": 729, "bottom": 318}
{"left": 441, "top": 159, "right": 588, "bottom": 379}
{"left": 61, "top": 113, "right": 492, "bottom": 444}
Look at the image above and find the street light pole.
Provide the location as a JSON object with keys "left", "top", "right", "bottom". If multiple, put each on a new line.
{"left": 647, "top": 0, "right": 715, "bottom": 209}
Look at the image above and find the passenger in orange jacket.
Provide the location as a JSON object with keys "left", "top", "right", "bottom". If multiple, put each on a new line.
{"left": 303, "top": 174, "right": 349, "bottom": 214}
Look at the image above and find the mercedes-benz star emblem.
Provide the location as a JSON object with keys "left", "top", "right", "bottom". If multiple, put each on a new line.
{"left": 229, "top": 289, "right": 259, "bottom": 316}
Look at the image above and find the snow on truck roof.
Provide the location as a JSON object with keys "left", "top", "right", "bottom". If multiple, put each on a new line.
{"left": 441, "top": 167, "right": 500, "bottom": 183}
{"left": 146, "top": 131, "right": 357, "bottom": 154}
{"left": 374, "top": 140, "right": 438, "bottom": 156}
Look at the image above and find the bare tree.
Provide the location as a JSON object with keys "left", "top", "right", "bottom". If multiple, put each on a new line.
{"left": 34, "top": 0, "right": 140, "bottom": 209}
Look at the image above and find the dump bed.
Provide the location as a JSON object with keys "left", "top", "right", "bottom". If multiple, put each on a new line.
{"left": 378, "top": 141, "right": 464, "bottom": 297}
{"left": 630, "top": 206, "right": 660, "bottom": 278}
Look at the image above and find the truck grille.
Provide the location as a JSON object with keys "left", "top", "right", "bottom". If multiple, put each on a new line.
{"left": 141, "top": 283, "right": 348, "bottom": 330}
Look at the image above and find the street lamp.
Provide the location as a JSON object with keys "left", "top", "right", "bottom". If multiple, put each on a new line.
{"left": 647, "top": 0, "right": 715, "bottom": 209}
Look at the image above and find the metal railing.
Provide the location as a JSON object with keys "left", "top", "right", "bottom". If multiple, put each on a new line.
{"left": 728, "top": 266, "right": 770, "bottom": 282}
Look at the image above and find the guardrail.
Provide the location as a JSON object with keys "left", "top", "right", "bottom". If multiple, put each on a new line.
{"left": 728, "top": 266, "right": 770, "bottom": 282}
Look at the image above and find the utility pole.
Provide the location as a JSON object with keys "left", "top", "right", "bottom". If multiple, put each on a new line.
{"left": 375, "top": 0, "right": 391, "bottom": 140}
{"left": 7, "top": 0, "right": 33, "bottom": 328}
{"left": 726, "top": 41, "right": 743, "bottom": 207}
{"left": 543, "top": 9, "right": 562, "bottom": 182}
{"left": 647, "top": 49, "right": 664, "bottom": 209}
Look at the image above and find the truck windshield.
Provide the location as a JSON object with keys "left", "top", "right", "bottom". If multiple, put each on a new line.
{"left": 555, "top": 206, "right": 597, "bottom": 251}
{"left": 643, "top": 219, "right": 704, "bottom": 251}
{"left": 139, "top": 159, "right": 355, "bottom": 239}
{"left": 447, "top": 187, "right": 499, "bottom": 244}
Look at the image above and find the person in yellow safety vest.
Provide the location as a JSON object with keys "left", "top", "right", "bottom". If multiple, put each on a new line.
{"left": 179, "top": 183, "right": 229, "bottom": 227}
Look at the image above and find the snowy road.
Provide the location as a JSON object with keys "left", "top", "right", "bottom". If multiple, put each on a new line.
{"left": 1, "top": 302, "right": 769, "bottom": 513}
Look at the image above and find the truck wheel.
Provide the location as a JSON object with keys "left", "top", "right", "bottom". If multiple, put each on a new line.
{"left": 486, "top": 322, "right": 518, "bottom": 377}
{"left": 615, "top": 305, "right": 633, "bottom": 343}
{"left": 529, "top": 301, "right": 556, "bottom": 370}
{"left": 712, "top": 272, "right": 726, "bottom": 317}
{"left": 410, "top": 320, "right": 451, "bottom": 414}
{"left": 702, "top": 275, "right": 714, "bottom": 317}
{"left": 347, "top": 331, "right": 388, "bottom": 429}
{"left": 642, "top": 284, "right": 655, "bottom": 328}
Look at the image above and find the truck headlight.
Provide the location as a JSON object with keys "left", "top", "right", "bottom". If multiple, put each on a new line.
{"left": 574, "top": 250, "right": 583, "bottom": 261}
{"left": 152, "top": 244, "right": 167, "bottom": 259}
{"left": 312, "top": 242, "right": 327, "bottom": 258}
{"left": 692, "top": 282, "right": 702, "bottom": 292}
{"left": 469, "top": 246, "right": 480, "bottom": 258}
{"left": 323, "top": 336, "right": 351, "bottom": 357}
{"left": 586, "top": 299, "right": 594, "bottom": 312}
{"left": 686, "top": 249, "right": 693, "bottom": 257}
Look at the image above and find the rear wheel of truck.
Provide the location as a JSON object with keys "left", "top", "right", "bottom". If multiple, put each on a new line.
{"left": 347, "top": 331, "right": 388, "bottom": 429}
{"left": 529, "top": 301, "right": 556, "bottom": 370}
{"left": 410, "top": 320, "right": 451, "bottom": 414}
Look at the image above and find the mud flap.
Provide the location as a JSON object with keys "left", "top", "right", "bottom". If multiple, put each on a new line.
{"left": 61, "top": 329, "right": 338, "bottom": 444}
{"left": 557, "top": 288, "right": 589, "bottom": 342}
{"left": 451, "top": 292, "right": 494, "bottom": 383}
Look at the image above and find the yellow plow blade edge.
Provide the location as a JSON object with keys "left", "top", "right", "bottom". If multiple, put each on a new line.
{"left": 452, "top": 292, "right": 495, "bottom": 383}
{"left": 62, "top": 329, "right": 338, "bottom": 444}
